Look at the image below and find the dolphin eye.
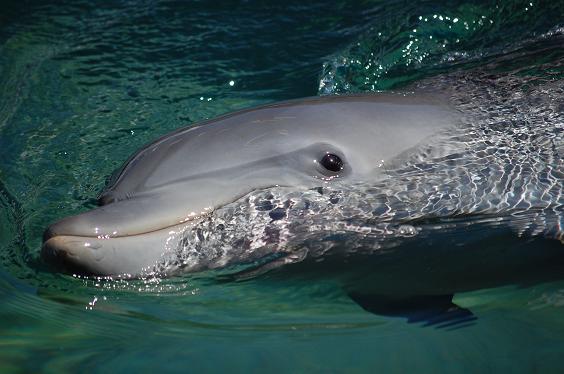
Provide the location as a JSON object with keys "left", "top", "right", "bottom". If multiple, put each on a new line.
{"left": 319, "top": 153, "right": 344, "bottom": 172}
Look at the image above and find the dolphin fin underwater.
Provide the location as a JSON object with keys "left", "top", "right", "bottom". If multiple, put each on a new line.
{"left": 349, "top": 293, "right": 477, "bottom": 329}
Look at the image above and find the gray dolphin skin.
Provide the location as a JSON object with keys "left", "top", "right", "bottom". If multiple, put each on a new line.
{"left": 43, "top": 94, "right": 462, "bottom": 275}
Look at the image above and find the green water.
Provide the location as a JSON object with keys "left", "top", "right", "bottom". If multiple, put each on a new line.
{"left": 0, "top": 0, "right": 563, "bottom": 372}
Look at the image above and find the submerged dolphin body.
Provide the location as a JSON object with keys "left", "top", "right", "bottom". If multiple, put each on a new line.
{"left": 43, "top": 91, "right": 564, "bottom": 322}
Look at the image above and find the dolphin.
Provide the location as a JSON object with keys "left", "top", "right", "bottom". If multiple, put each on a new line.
{"left": 43, "top": 94, "right": 463, "bottom": 275}
{"left": 42, "top": 93, "right": 563, "bottom": 324}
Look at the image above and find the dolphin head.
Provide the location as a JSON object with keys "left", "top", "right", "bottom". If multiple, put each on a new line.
{"left": 42, "top": 94, "right": 458, "bottom": 276}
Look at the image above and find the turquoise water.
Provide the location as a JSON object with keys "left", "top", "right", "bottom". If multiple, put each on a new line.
{"left": 1, "top": 0, "right": 563, "bottom": 372}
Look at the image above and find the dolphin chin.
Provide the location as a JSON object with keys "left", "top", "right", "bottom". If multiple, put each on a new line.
{"left": 42, "top": 220, "right": 202, "bottom": 276}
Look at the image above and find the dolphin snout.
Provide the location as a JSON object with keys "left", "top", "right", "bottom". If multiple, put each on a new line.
{"left": 41, "top": 217, "right": 199, "bottom": 277}
{"left": 43, "top": 216, "right": 80, "bottom": 242}
{"left": 42, "top": 235, "right": 100, "bottom": 275}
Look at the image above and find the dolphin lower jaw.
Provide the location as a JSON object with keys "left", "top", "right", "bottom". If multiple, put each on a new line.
{"left": 42, "top": 221, "right": 199, "bottom": 276}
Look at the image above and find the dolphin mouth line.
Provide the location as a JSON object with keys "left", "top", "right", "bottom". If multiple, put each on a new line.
{"left": 43, "top": 210, "right": 213, "bottom": 242}
{"left": 42, "top": 183, "right": 284, "bottom": 247}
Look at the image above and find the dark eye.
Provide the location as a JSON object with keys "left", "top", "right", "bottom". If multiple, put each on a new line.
{"left": 319, "top": 153, "right": 344, "bottom": 172}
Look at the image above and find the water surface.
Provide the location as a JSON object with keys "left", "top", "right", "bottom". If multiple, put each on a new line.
{"left": 0, "top": 0, "right": 563, "bottom": 372}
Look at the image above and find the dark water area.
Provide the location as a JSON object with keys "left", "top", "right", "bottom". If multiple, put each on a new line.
{"left": 0, "top": 0, "right": 563, "bottom": 372}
